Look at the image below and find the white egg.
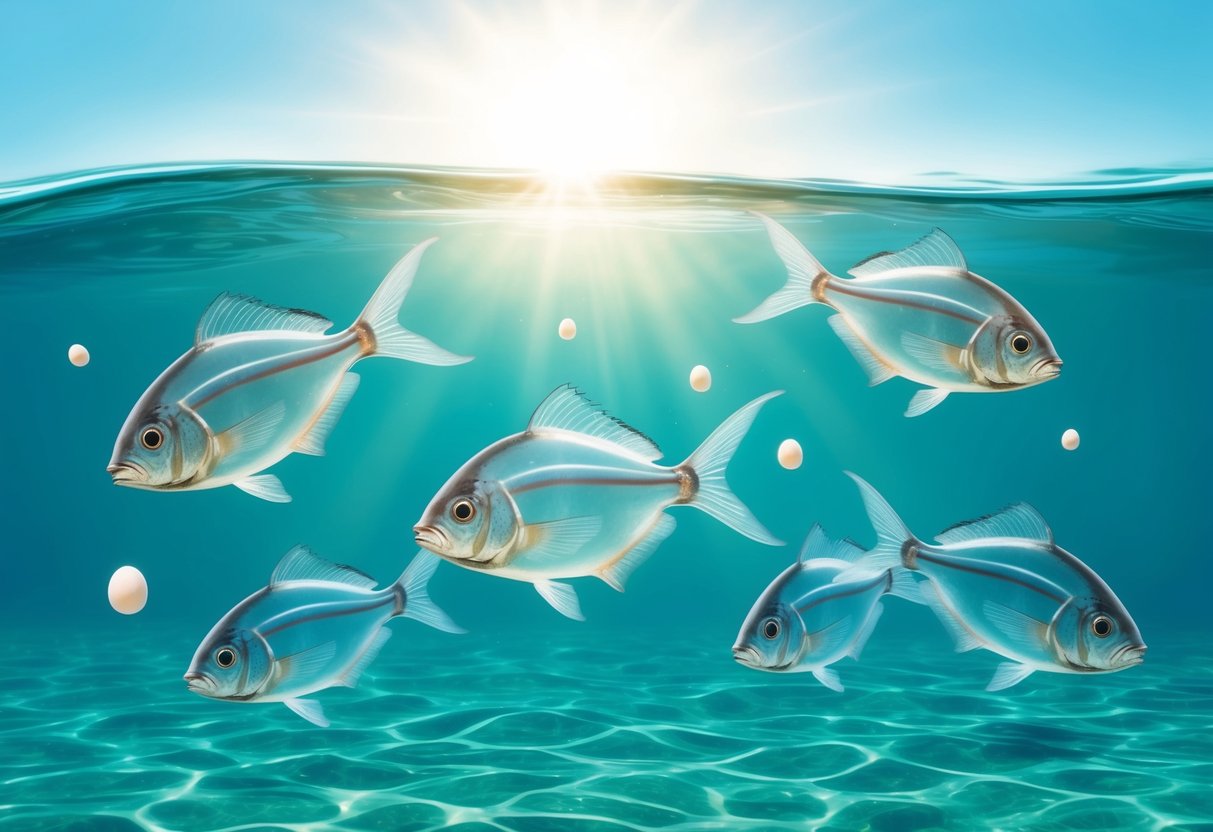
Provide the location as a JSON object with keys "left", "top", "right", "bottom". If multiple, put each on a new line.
{"left": 108, "top": 566, "right": 148, "bottom": 615}
{"left": 68, "top": 343, "right": 90, "bottom": 367}
{"left": 1061, "top": 428, "right": 1080, "bottom": 451}
{"left": 558, "top": 318, "right": 577, "bottom": 340}
{"left": 689, "top": 364, "right": 712, "bottom": 392}
{"left": 778, "top": 438, "right": 803, "bottom": 470}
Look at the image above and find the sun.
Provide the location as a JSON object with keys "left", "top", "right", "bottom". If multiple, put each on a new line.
{"left": 361, "top": 2, "right": 734, "bottom": 181}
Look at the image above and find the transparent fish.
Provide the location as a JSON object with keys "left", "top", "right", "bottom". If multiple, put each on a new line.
{"left": 413, "top": 385, "right": 784, "bottom": 620}
{"left": 735, "top": 213, "right": 1062, "bottom": 417}
{"left": 184, "top": 547, "right": 462, "bottom": 727}
{"left": 733, "top": 524, "right": 921, "bottom": 692}
{"left": 839, "top": 472, "right": 1146, "bottom": 691}
{"left": 107, "top": 239, "right": 471, "bottom": 502}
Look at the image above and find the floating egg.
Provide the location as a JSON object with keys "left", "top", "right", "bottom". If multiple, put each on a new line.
{"left": 778, "top": 439, "right": 803, "bottom": 470}
{"left": 558, "top": 318, "right": 577, "bottom": 340}
{"left": 1061, "top": 428, "right": 1080, "bottom": 451}
{"left": 108, "top": 566, "right": 148, "bottom": 615}
{"left": 689, "top": 364, "right": 712, "bottom": 392}
{"left": 68, "top": 343, "right": 90, "bottom": 367}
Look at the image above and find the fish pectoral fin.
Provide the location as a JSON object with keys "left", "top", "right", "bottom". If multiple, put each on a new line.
{"left": 520, "top": 516, "right": 603, "bottom": 565}
{"left": 196, "top": 293, "right": 332, "bottom": 344}
{"left": 293, "top": 373, "right": 360, "bottom": 456}
{"left": 827, "top": 315, "right": 896, "bottom": 386}
{"left": 905, "top": 388, "right": 949, "bottom": 418}
{"left": 805, "top": 615, "right": 854, "bottom": 660}
{"left": 218, "top": 402, "right": 287, "bottom": 455}
{"left": 283, "top": 698, "right": 330, "bottom": 727}
{"left": 339, "top": 628, "right": 391, "bottom": 689}
{"left": 986, "top": 662, "right": 1035, "bottom": 692}
{"left": 598, "top": 514, "right": 676, "bottom": 592}
{"left": 981, "top": 600, "right": 1051, "bottom": 654}
{"left": 233, "top": 474, "right": 292, "bottom": 503}
{"left": 900, "top": 332, "right": 965, "bottom": 373}
{"left": 848, "top": 602, "right": 884, "bottom": 661}
{"left": 811, "top": 666, "right": 845, "bottom": 692}
{"left": 533, "top": 580, "right": 585, "bottom": 621}
{"left": 847, "top": 229, "right": 968, "bottom": 277}
{"left": 277, "top": 641, "right": 338, "bottom": 681}
{"left": 920, "top": 581, "right": 983, "bottom": 653}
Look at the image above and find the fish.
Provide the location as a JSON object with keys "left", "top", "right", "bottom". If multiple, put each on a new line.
{"left": 837, "top": 472, "right": 1146, "bottom": 690}
{"left": 107, "top": 239, "right": 471, "bottom": 502}
{"left": 735, "top": 213, "right": 1062, "bottom": 417}
{"left": 733, "top": 523, "right": 921, "bottom": 691}
{"left": 184, "top": 547, "right": 462, "bottom": 727}
{"left": 413, "top": 385, "right": 784, "bottom": 620}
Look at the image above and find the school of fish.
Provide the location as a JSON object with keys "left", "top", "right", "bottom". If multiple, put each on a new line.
{"left": 104, "top": 221, "right": 1142, "bottom": 725}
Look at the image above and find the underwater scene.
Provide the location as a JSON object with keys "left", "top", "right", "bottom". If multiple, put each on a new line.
{"left": 2, "top": 162, "right": 1211, "bottom": 831}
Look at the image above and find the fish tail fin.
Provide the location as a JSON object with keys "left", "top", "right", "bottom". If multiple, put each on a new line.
{"left": 734, "top": 212, "right": 832, "bottom": 324}
{"left": 395, "top": 552, "right": 466, "bottom": 634}
{"left": 835, "top": 471, "right": 919, "bottom": 582}
{"left": 354, "top": 238, "right": 473, "bottom": 366}
{"left": 681, "top": 391, "right": 784, "bottom": 546}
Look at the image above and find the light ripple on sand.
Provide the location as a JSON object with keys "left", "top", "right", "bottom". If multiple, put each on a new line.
{"left": 0, "top": 628, "right": 1209, "bottom": 831}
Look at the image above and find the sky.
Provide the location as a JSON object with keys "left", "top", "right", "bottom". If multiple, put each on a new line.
{"left": 1, "top": 0, "right": 1210, "bottom": 185}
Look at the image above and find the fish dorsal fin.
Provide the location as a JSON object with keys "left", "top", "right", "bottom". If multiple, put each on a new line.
{"left": 847, "top": 229, "right": 967, "bottom": 277}
{"left": 270, "top": 545, "right": 377, "bottom": 589}
{"left": 935, "top": 504, "right": 1053, "bottom": 546}
{"left": 197, "top": 293, "right": 333, "bottom": 344}
{"left": 799, "top": 523, "right": 865, "bottom": 564}
{"left": 527, "top": 385, "right": 662, "bottom": 460}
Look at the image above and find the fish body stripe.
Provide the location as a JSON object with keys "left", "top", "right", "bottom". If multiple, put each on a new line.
{"left": 794, "top": 570, "right": 888, "bottom": 615}
{"left": 259, "top": 593, "right": 394, "bottom": 638}
{"left": 509, "top": 468, "right": 681, "bottom": 496}
{"left": 825, "top": 280, "right": 987, "bottom": 326}
{"left": 917, "top": 550, "right": 1067, "bottom": 604}
{"left": 190, "top": 331, "right": 358, "bottom": 409}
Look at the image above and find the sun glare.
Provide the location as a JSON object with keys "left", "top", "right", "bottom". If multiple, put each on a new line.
{"left": 368, "top": 3, "right": 728, "bottom": 182}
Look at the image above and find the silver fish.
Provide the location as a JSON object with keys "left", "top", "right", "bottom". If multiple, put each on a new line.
{"left": 108, "top": 239, "right": 471, "bottom": 502}
{"left": 413, "top": 385, "right": 784, "bottom": 620}
{"left": 184, "top": 547, "right": 461, "bottom": 727}
{"left": 736, "top": 214, "right": 1062, "bottom": 417}
{"left": 733, "top": 524, "right": 920, "bottom": 691}
{"left": 839, "top": 472, "right": 1145, "bottom": 691}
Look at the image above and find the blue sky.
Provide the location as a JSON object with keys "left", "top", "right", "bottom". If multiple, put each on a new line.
{"left": 2, "top": 0, "right": 1210, "bottom": 184}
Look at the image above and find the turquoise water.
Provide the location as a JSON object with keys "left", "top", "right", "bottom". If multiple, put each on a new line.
{"left": 2, "top": 163, "right": 1211, "bottom": 830}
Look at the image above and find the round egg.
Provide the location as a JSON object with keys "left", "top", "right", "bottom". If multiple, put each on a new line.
{"left": 68, "top": 343, "right": 90, "bottom": 367}
{"left": 778, "top": 438, "right": 803, "bottom": 470}
{"left": 108, "top": 566, "right": 148, "bottom": 615}
{"left": 1061, "top": 428, "right": 1080, "bottom": 451}
{"left": 558, "top": 318, "right": 577, "bottom": 340}
{"left": 689, "top": 364, "right": 712, "bottom": 393}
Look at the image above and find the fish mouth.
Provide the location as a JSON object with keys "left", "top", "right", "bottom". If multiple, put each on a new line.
{"left": 413, "top": 524, "right": 450, "bottom": 552}
{"left": 732, "top": 645, "right": 761, "bottom": 668}
{"left": 1112, "top": 643, "right": 1148, "bottom": 667}
{"left": 1031, "top": 358, "right": 1063, "bottom": 379}
{"left": 107, "top": 461, "right": 148, "bottom": 484}
{"left": 183, "top": 671, "right": 217, "bottom": 695}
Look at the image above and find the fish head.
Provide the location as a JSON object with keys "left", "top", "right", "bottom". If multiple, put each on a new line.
{"left": 973, "top": 315, "right": 1062, "bottom": 387}
{"left": 184, "top": 625, "right": 272, "bottom": 700}
{"left": 734, "top": 567, "right": 809, "bottom": 672}
{"left": 414, "top": 476, "right": 519, "bottom": 563}
{"left": 1055, "top": 597, "right": 1147, "bottom": 673}
{"left": 109, "top": 400, "right": 210, "bottom": 489}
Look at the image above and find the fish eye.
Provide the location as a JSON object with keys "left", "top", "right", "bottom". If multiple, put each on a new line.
{"left": 1010, "top": 332, "right": 1033, "bottom": 354}
{"left": 762, "top": 618, "right": 781, "bottom": 640}
{"left": 1091, "top": 615, "right": 1113, "bottom": 638}
{"left": 451, "top": 498, "right": 476, "bottom": 524}
{"left": 215, "top": 647, "right": 237, "bottom": 668}
{"left": 140, "top": 427, "right": 164, "bottom": 450}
